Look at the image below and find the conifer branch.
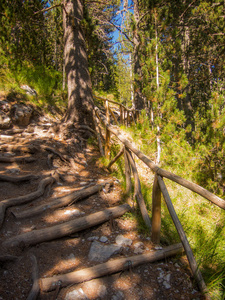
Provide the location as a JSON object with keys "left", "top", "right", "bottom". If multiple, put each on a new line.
{"left": 34, "top": 3, "right": 63, "bottom": 15}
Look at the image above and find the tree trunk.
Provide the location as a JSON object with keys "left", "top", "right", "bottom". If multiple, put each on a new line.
{"left": 133, "top": 0, "right": 144, "bottom": 111}
{"left": 63, "top": 0, "right": 94, "bottom": 127}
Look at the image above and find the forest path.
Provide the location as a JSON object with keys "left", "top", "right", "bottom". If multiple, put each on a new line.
{"left": 0, "top": 111, "right": 204, "bottom": 300}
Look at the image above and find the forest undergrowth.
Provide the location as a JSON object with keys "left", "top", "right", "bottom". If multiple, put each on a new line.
{"left": 107, "top": 116, "right": 225, "bottom": 300}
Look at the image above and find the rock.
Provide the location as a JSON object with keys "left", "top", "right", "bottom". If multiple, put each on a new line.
{"left": 133, "top": 248, "right": 144, "bottom": 254}
{"left": 0, "top": 111, "right": 11, "bottom": 129}
{"left": 12, "top": 104, "right": 33, "bottom": 126}
{"left": 164, "top": 273, "right": 171, "bottom": 282}
{"left": 20, "top": 85, "right": 37, "bottom": 96}
{"left": 134, "top": 241, "right": 144, "bottom": 249}
{"left": 133, "top": 241, "right": 145, "bottom": 254}
{"left": 111, "top": 291, "right": 124, "bottom": 300}
{"left": 65, "top": 288, "right": 88, "bottom": 300}
{"left": 82, "top": 280, "right": 107, "bottom": 299}
{"left": 163, "top": 281, "right": 171, "bottom": 289}
{"left": 67, "top": 253, "right": 76, "bottom": 260}
{"left": 115, "top": 235, "right": 132, "bottom": 246}
{"left": 6, "top": 168, "right": 20, "bottom": 174}
{"left": 155, "top": 246, "right": 163, "bottom": 250}
{"left": 87, "top": 236, "right": 99, "bottom": 241}
{"left": 88, "top": 241, "right": 121, "bottom": 263}
{"left": 99, "top": 236, "right": 108, "bottom": 243}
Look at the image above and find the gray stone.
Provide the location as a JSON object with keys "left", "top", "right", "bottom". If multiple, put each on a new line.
{"left": 82, "top": 280, "right": 107, "bottom": 299}
{"left": 163, "top": 281, "right": 171, "bottom": 289}
{"left": 67, "top": 253, "right": 75, "bottom": 260}
{"left": 20, "top": 85, "right": 37, "bottom": 96}
{"left": 111, "top": 291, "right": 124, "bottom": 300}
{"left": 133, "top": 248, "right": 143, "bottom": 254}
{"left": 88, "top": 241, "right": 121, "bottom": 263}
{"left": 99, "top": 236, "right": 108, "bottom": 243}
{"left": 134, "top": 241, "right": 144, "bottom": 249}
{"left": 0, "top": 111, "right": 11, "bottom": 129}
{"left": 164, "top": 273, "right": 171, "bottom": 282}
{"left": 97, "top": 285, "right": 107, "bottom": 298}
{"left": 7, "top": 168, "right": 20, "bottom": 174}
{"left": 12, "top": 104, "right": 33, "bottom": 126}
{"left": 115, "top": 235, "right": 132, "bottom": 246}
{"left": 87, "top": 236, "right": 99, "bottom": 241}
{"left": 65, "top": 288, "right": 88, "bottom": 300}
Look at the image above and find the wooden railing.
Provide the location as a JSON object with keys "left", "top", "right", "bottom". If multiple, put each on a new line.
{"left": 93, "top": 98, "right": 225, "bottom": 300}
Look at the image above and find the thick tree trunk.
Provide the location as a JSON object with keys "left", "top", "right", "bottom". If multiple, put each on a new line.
{"left": 63, "top": 0, "right": 94, "bottom": 127}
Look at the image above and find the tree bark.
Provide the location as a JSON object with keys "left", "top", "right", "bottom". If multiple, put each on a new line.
{"left": 63, "top": 0, "right": 94, "bottom": 127}
{"left": 3, "top": 204, "right": 131, "bottom": 248}
{"left": 40, "top": 243, "right": 183, "bottom": 292}
{"left": 133, "top": 0, "right": 144, "bottom": 111}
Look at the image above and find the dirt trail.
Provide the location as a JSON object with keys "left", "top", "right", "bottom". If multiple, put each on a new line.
{"left": 0, "top": 112, "right": 204, "bottom": 300}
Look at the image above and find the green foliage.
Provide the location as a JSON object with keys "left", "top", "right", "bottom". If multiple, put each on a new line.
{"left": 0, "top": 51, "right": 65, "bottom": 109}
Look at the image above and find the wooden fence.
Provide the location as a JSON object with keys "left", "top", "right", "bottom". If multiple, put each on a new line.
{"left": 93, "top": 97, "right": 225, "bottom": 300}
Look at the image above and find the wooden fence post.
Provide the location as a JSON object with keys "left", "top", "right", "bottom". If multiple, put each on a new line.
{"left": 126, "top": 149, "right": 151, "bottom": 232}
{"left": 124, "top": 147, "right": 132, "bottom": 196}
{"left": 124, "top": 109, "right": 126, "bottom": 126}
{"left": 157, "top": 175, "right": 210, "bottom": 299}
{"left": 151, "top": 174, "right": 161, "bottom": 244}
{"left": 93, "top": 112, "right": 104, "bottom": 156}
{"left": 105, "top": 100, "right": 111, "bottom": 159}
{"left": 120, "top": 105, "right": 123, "bottom": 125}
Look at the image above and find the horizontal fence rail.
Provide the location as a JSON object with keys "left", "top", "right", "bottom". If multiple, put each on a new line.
{"left": 93, "top": 98, "right": 225, "bottom": 299}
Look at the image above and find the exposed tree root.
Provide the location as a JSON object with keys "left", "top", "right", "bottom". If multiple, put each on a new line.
{"left": 0, "top": 155, "right": 36, "bottom": 163}
{"left": 12, "top": 181, "right": 113, "bottom": 219}
{"left": 0, "top": 175, "right": 56, "bottom": 228}
{"left": 0, "top": 174, "right": 39, "bottom": 183}
{"left": 27, "top": 254, "right": 40, "bottom": 300}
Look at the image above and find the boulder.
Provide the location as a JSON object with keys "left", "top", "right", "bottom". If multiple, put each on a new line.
{"left": 12, "top": 104, "right": 33, "bottom": 126}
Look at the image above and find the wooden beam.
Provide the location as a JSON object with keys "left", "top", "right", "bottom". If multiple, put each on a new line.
{"left": 124, "top": 148, "right": 132, "bottom": 196}
{"left": 107, "top": 147, "right": 124, "bottom": 170}
{"left": 94, "top": 108, "right": 225, "bottom": 210}
{"left": 105, "top": 100, "right": 111, "bottom": 159}
{"left": 157, "top": 175, "right": 210, "bottom": 299}
{"left": 3, "top": 204, "right": 131, "bottom": 248}
{"left": 151, "top": 174, "right": 161, "bottom": 244}
{"left": 93, "top": 111, "right": 104, "bottom": 156}
{"left": 126, "top": 149, "right": 151, "bottom": 231}
{"left": 40, "top": 243, "right": 183, "bottom": 292}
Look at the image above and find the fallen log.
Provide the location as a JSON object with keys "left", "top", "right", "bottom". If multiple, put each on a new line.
{"left": 40, "top": 243, "right": 183, "bottom": 292}
{"left": 27, "top": 255, "right": 40, "bottom": 300}
{"left": 0, "top": 173, "right": 39, "bottom": 183}
{"left": 0, "top": 155, "right": 36, "bottom": 163}
{"left": 0, "top": 176, "right": 56, "bottom": 228}
{"left": 12, "top": 181, "right": 112, "bottom": 219}
{"left": 126, "top": 148, "right": 151, "bottom": 231}
{"left": 3, "top": 204, "right": 131, "bottom": 248}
